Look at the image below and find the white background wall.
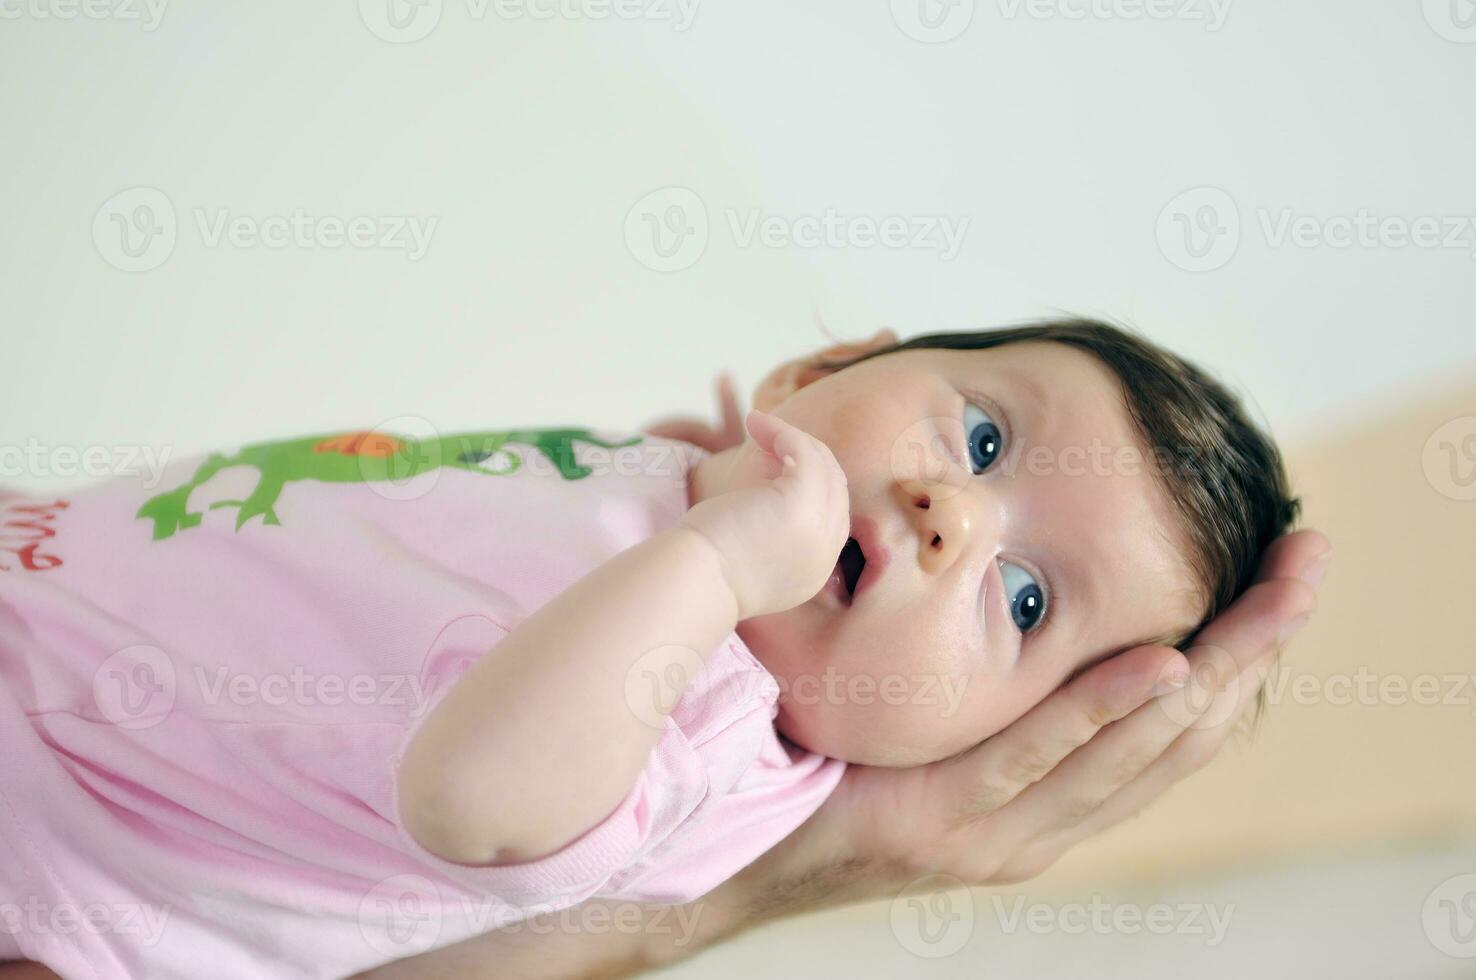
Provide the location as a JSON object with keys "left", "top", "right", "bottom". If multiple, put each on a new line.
{"left": 2, "top": 0, "right": 1473, "bottom": 493}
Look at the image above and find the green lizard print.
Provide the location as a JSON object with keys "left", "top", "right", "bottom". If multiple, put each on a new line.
{"left": 137, "top": 427, "right": 643, "bottom": 541}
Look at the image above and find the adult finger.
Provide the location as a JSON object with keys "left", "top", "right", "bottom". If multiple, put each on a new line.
{"left": 994, "top": 578, "right": 1311, "bottom": 852}
{"left": 992, "top": 531, "right": 1328, "bottom": 869}
{"left": 932, "top": 645, "right": 1189, "bottom": 826}
{"left": 998, "top": 618, "right": 1311, "bottom": 882}
{"left": 1251, "top": 528, "right": 1330, "bottom": 588}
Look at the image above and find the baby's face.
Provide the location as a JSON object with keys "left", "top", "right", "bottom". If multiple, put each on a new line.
{"left": 713, "top": 340, "right": 1205, "bottom": 767}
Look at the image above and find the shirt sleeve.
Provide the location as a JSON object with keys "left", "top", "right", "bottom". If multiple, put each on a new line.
{"left": 601, "top": 639, "right": 847, "bottom": 905}
{"left": 385, "top": 613, "right": 712, "bottom": 911}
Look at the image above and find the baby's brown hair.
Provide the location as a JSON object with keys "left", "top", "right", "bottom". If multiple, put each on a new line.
{"left": 807, "top": 317, "right": 1302, "bottom": 728}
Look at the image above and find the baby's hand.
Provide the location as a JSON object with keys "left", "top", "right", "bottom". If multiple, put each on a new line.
{"left": 681, "top": 409, "right": 851, "bottom": 621}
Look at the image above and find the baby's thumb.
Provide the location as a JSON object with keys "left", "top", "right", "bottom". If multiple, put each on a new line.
{"left": 744, "top": 409, "right": 784, "bottom": 458}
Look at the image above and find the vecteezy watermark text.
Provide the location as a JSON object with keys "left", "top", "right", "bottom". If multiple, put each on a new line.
{"left": 93, "top": 188, "right": 438, "bottom": 272}
{"left": 0, "top": 439, "right": 172, "bottom": 487}
{"left": 1, "top": 897, "right": 172, "bottom": 947}
{"left": 623, "top": 187, "right": 970, "bottom": 272}
{"left": 358, "top": 0, "right": 698, "bottom": 43}
{"left": 1157, "top": 186, "right": 1476, "bottom": 272}
{"left": 0, "top": 0, "right": 167, "bottom": 30}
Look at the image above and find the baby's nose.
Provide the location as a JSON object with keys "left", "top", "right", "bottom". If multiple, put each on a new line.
{"left": 899, "top": 477, "right": 990, "bottom": 577}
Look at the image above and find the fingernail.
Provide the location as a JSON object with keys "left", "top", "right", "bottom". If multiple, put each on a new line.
{"left": 1277, "top": 614, "right": 1310, "bottom": 645}
{"left": 1297, "top": 552, "right": 1330, "bottom": 589}
{"left": 1151, "top": 665, "right": 1190, "bottom": 697}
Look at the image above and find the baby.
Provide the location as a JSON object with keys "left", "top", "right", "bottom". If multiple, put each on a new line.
{"left": 0, "top": 318, "right": 1299, "bottom": 980}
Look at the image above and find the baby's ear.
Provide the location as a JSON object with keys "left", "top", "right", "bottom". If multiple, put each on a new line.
{"left": 752, "top": 329, "right": 899, "bottom": 412}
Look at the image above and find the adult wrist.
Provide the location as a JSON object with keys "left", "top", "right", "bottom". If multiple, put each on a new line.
{"left": 638, "top": 801, "right": 896, "bottom": 971}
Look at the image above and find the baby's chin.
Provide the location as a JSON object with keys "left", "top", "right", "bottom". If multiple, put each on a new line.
{"left": 770, "top": 700, "right": 986, "bottom": 769}
{"left": 740, "top": 618, "right": 999, "bottom": 767}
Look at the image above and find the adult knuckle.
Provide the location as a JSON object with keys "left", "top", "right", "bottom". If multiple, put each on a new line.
{"left": 1083, "top": 698, "right": 1124, "bottom": 729}
{"left": 1109, "top": 747, "right": 1158, "bottom": 786}
{"left": 959, "top": 776, "right": 1014, "bottom": 819}
{"left": 1001, "top": 745, "right": 1059, "bottom": 787}
{"left": 1193, "top": 659, "right": 1232, "bottom": 698}
{"left": 1059, "top": 792, "right": 1105, "bottom": 827}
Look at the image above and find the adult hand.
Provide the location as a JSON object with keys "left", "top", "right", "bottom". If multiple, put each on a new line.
{"left": 642, "top": 372, "right": 745, "bottom": 453}
{"left": 776, "top": 528, "right": 1326, "bottom": 899}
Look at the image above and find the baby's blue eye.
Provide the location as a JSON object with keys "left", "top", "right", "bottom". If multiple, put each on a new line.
{"left": 962, "top": 403, "right": 1003, "bottom": 474}
{"left": 1000, "top": 560, "right": 1046, "bottom": 633}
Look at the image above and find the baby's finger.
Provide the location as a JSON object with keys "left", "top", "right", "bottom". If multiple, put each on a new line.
{"left": 644, "top": 418, "right": 720, "bottom": 451}
{"left": 760, "top": 413, "right": 818, "bottom": 477}
{"left": 716, "top": 373, "right": 745, "bottom": 451}
{"left": 934, "top": 645, "right": 1187, "bottom": 827}
{"left": 744, "top": 408, "right": 785, "bottom": 459}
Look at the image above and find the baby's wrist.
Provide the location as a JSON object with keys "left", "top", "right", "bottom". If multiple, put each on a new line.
{"left": 669, "top": 521, "right": 745, "bottom": 623}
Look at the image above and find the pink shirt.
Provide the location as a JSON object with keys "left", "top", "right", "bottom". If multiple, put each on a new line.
{"left": 0, "top": 425, "right": 845, "bottom": 979}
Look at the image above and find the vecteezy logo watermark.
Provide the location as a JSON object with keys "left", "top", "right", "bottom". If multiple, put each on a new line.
{"left": 359, "top": 0, "right": 698, "bottom": 42}
{"left": 889, "top": 874, "right": 975, "bottom": 958}
{"left": 92, "top": 187, "right": 438, "bottom": 271}
{"left": 1424, "top": 873, "right": 1476, "bottom": 957}
{"left": 890, "top": 0, "right": 975, "bottom": 43}
{"left": 359, "top": 875, "right": 443, "bottom": 959}
{"left": 1158, "top": 186, "right": 1476, "bottom": 272}
{"left": 0, "top": 0, "right": 168, "bottom": 30}
{"left": 624, "top": 645, "right": 708, "bottom": 728}
{"left": 359, "top": 0, "right": 443, "bottom": 42}
{"left": 93, "top": 187, "right": 177, "bottom": 272}
{"left": 1423, "top": 0, "right": 1476, "bottom": 43}
{"left": 92, "top": 644, "right": 178, "bottom": 729}
{"left": 623, "top": 187, "right": 709, "bottom": 273}
{"left": 995, "top": 0, "right": 1233, "bottom": 31}
{"left": 1152, "top": 643, "right": 1242, "bottom": 732}
{"left": 1156, "top": 187, "right": 1241, "bottom": 272}
{"left": 1423, "top": 417, "right": 1476, "bottom": 502}
{"left": 623, "top": 187, "right": 971, "bottom": 272}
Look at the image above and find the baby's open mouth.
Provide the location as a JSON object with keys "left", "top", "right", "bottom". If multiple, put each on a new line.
{"left": 836, "top": 536, "right": 866, "bottom": 605}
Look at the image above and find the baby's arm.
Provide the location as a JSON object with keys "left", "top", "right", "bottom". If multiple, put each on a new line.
{"left": 398, "top": 410, "right": 848, "bottom": 867}
{"left": 397, "top": 524, "right": 739, "bottom": 865}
